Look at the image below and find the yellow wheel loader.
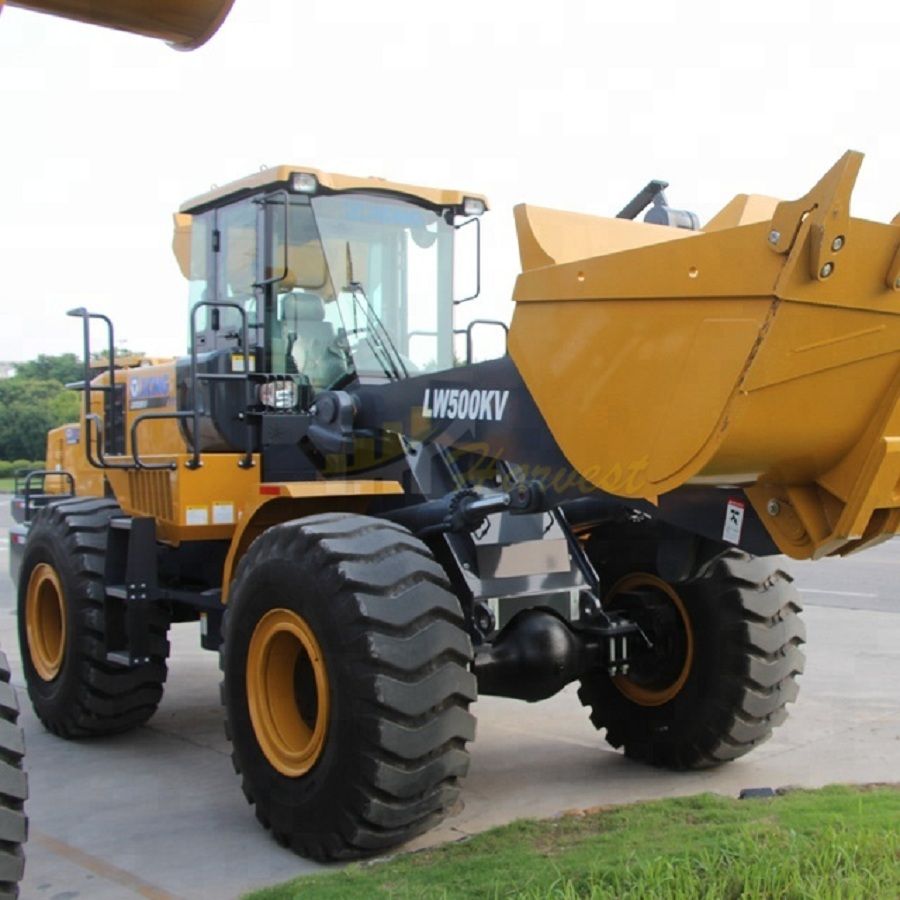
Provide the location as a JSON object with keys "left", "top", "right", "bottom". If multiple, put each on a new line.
{"left": 10, "top": 150, "right": 899, "bottom": 860}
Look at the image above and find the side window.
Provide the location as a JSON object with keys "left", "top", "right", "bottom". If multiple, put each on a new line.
{"left": 216, "top": 200, "right": 258, "bottom": 333}
{"left": 406, "top": 224, "right": 440, "bottom": 371}
{"left": 187, "top": 214, "right": 210, "bottom": 334}
{"left": 269, "top": 198, "right": 330, "bottom": 293}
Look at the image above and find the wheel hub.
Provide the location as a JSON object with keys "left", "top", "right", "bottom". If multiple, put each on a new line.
{"left": 604, "top": 573, "right": 694, "bottom": 707}
{"left": 25, "top": 562, "right": 67, "bottom": 681}
{"left": 246, "top": 608, "right": 330, "bottom": 777}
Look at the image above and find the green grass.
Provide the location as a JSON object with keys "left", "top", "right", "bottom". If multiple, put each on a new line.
{"left": 0, "top": 478, "right": 15, "bottom": 492}
{"left": 246, "top": 785, "right": 900, "bottom": 899}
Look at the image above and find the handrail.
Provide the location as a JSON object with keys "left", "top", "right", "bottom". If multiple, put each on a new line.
{"left": 130, "top": 299, "right": 254, "bottom": 470}
{"left": 187, "top": 299, "right": 255, "bottom": 469}
{"left": 463, "top": 319, "right": 509, "bottom": 364}
{"left": 453, "top": 215, "right": 482, "bottom": 305}
{"left": 22, "top": 469, "right": 75, "bottom": 520}
{"left": 66, "top": 308, "right": 134, "bottom": 470}
{"left": 68, "top": 301, "right": 256, "bottom": 473}
{"left": 130, "top": 411, "right": 189, "bottom": 471}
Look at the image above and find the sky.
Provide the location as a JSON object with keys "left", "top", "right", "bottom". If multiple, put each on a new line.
{"left": 1, "top": 0, "right": 900, "bottom": 361}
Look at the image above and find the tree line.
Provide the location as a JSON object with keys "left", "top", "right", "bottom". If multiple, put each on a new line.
{"left": 0, "top": 354, "right": 82, "bottom": 462}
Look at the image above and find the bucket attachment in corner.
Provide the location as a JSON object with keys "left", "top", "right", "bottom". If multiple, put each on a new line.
{"left": 509, "top": 151, "right": 900, "bottom": 559}
{"left": 2, "top": 0, "right": 236, "bottom": 50}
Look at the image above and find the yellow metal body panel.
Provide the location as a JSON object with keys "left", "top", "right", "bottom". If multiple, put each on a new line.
{"left": 275, "top": 481, "right": 404, "bottom": 500}
{"left": 42, "top": 359, "right": 181, "bottom": 499}
{"left": 108, "top": 455, "right": 400, "bottom": 551}
{"left": 43, "top": 424, "right": 104, "bottom": 497}
{"left": 105, "top": 454, "right": 261, "bottom": 545}
{"left": 514, "top": 204, "right": 697, "bottom": 271}
{"left": 703, "top": 194, "right": 779, "bottom": 232}
{"left": 63, "top": 356, "right": 403, "bottom": 594}
{"left": 510, "top": 295, "right": 772, "bottom": 496}
{"left": 1, "top": 0, "right": 235, "bottom": 50}
{"left": 88, "top": 360, "right": 187, "bottom": 458}
{"left": 220, "top": 481, "right": 404, "bottom": 602}
{"left": 510, "top": 151, "right": 900, "bottom": 559}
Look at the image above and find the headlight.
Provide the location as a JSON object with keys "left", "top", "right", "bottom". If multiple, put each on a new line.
{"left": 290, "top": 172, "right": 318, "bottom": 194}
{"left": 258, "top": 379, "right": 299, "bottom": 410}
{"left": 462, "top": 196, "right": 486, "bottom": 217}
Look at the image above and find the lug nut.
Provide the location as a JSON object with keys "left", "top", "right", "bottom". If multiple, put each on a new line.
{"left": 831, "top": 235, "right": 845, "bottom": 252}
{"left": 820, "top": 262, "right": 834, "bottom": 278}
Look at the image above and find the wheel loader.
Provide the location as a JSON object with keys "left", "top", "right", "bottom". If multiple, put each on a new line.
{"left": 10, "top": 149, "right": 900, "bottom": 861}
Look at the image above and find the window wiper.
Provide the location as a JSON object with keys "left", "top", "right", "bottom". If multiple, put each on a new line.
{"left": 341, "top": 243, "right": 407, "bottom": 381}
{"left": 345, "top": 281, "right": 407, "bottom": 381}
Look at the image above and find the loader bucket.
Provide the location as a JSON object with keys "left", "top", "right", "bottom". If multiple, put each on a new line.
{"left": 510, "top": 151, "right": 900, "bottom": 560}
{"left": 0, "top": 0, "right": 235, "bottom": 50}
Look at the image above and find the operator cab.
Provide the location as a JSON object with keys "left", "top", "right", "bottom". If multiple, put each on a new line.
{"left": 175, "top": 167, "right": 487, "bottom": 396}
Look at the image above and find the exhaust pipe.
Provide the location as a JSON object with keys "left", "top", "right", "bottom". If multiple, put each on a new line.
{"left": 1, "top": 0, "right": 236, "bottom": 50}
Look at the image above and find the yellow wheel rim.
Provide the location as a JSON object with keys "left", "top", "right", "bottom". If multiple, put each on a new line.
{"left": 608, "top": 573, "right": 694, "bottom": 707}
{"left": 25, "top": 563, "right": 67, "bottom": 682}
{"left": 246, "top": 608, "right": 330, "bottom": 777}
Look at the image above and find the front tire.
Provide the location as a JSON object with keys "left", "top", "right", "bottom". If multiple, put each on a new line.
{"left": 578, "top": 550, "right": 805, "bottom": 769}
{"left": 17, "top": 498, "right": 170, "bottom": 738}
{"left": 221, "top": 513, "right": 476, "bottom": 860}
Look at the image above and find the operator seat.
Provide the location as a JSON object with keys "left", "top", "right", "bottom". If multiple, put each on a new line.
{"left": 283, "top": 292, "right": 347, "bottom": 388}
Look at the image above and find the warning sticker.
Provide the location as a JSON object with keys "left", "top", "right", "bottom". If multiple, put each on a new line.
{"left": 212, "top": 502, "right": 235, "bottom": 525}
{"left": 186, "top": 506, "right": 209, "bottom": 527}
{"left": 231, "top": 354, "right": 256, "bottom": 373}
{"left": 723, "top": 499, "right": 745, "bottom": 545}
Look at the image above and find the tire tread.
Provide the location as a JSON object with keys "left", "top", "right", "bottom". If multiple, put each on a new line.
{"left": 0, "top": 652, "right": 26, "bottom": 896}
{"left": 19, "top": 499, "right": 169, "bottom": 739}
{"left": 221, "top": 513, "right": 475, "bottom": 861}
{"left": 579, "top": 549, "right": 804, "bottom": 770}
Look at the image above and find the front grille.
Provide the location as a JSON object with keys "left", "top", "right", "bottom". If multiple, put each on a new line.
{"left": 127, "top": 469, "right": 174, "bottom": 522}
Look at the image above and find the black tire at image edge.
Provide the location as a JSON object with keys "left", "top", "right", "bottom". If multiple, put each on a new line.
{"left": 0, "top": 651, "right": 27, "bottom": 898}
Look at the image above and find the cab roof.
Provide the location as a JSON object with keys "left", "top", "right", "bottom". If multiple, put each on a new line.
{"left": 179, "top": 165, "right": 488, "bottom": 214}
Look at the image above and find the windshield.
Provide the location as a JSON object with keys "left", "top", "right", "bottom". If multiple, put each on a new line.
{"left": 267, "top": 193, "right": 456, "bottom": 386}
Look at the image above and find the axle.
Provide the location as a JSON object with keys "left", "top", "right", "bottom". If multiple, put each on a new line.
{"left": 472, "top": 607, "right": 643, "bottom": 702}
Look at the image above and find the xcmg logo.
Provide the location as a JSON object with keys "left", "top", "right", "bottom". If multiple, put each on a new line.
{"left": 128, "top": 375, "right": 172, "bottom": 410}
{"left": 129, "top": 375, "right": 170, "bottom": 400}
{"left": 421, "top": 387, "right": 510, "bottom": 422}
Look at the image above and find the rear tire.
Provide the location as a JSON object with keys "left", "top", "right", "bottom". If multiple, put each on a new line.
{"left": 0, "top": 652, "right": 26, "bottom": 898}
{"left": 578, "top": 550, "right": 805, "bottom": 769}
{"left": 17, "top": 498, "right": 169, "bottom": 738}
{"left": 221, "top": 513, "right": 476, "bottom": 861}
